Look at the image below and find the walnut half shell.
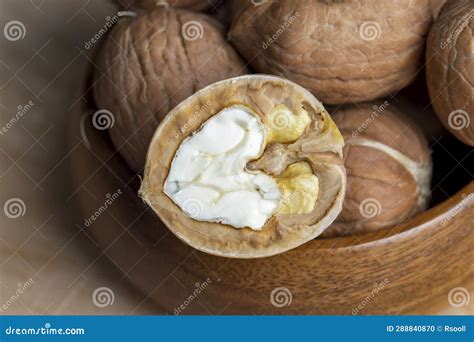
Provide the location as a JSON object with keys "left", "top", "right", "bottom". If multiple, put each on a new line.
{"left": 139, "top": 75, "right": 346, "bottom": 258}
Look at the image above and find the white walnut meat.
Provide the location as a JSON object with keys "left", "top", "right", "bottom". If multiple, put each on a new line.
{"left": 139, "top": 75, "right": 346, "bottom": 258}
{"left": 426, "top": 0, "right": 473, "bottom": 146}
{"left": 323, "top": 103, "right": 432, "bottom": 237}
{"left": 229, "top": 0, "right": 441, "bottom": 104}
{"left": 93, "top": 7, "right": 248, "bottom": 173}
{"left": 114, "top": 0, "right": 216, "bottom": 12}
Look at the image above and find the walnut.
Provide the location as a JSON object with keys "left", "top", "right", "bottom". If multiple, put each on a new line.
{"left": 229, "top": 0, "right": 441, "bottom": 104}
{"left": 323, "top": 103, "right": 432, "bottom": 236}
{"left": 93, "top": 7, "right": 248, "bottom": 172}
{"left": 113, "top": 0, "right": 216, "bottom": 12}
{"left": 139, "top": 75, "right": 346, "bottom": 258}
{"left": 426, "top": 0, "right": 473, "bottom": 146}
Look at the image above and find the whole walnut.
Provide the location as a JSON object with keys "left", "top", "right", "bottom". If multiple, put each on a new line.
{"left": 114, "top": 0, "right": 216, "bottom": 12}
{"left": 426, "top": 0, "right": 473, "bottom": 146}
{"left": 323, "top": 103, "right": 433, "bottom": 236}
{"left": 93, "top": 7, "right": 248, "bottom": 172}
{"left": 229, "top": 0, "right": 441, "bottom": 104}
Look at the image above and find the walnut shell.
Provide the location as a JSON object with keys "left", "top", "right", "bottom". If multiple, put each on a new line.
{"left": 323, "top": 103, "right": 432, "bottom": 237}
{"left": 93, "top": 7, "right": 248, "bottom": 173}
{"left": 114, "top": 0, "right": 215, "bottom": 12}
{"left": 426, "top": 0, "right": 473, "bottom": 146}
{"left": 229, "top": 0, "right": 439, "bottom": 104}
{"left": 210, "top": 0, "right": 234, "bottom": 29}
{"left": 139, "top": 75, "right": 346, "bottom": 258}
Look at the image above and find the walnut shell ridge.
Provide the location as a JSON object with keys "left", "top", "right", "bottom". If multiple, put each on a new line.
{"left": 229, "top": 0, "right": 441, "bottom": 104}
{"left": 426, "top": 0, "right": 473, "bottom": 146}
{"left": 323, "top": 103, "right": 432, "bottom": 236}
{"left": 114, "top": 0, "right": 216, "bottom": 12}
{"left": 93, "top": 7, "right": 248, "bottom": 173}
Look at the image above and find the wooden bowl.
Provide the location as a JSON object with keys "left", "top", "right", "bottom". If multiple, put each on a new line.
{"left": 70, "top": 103, "right": 473, "bottom": 315}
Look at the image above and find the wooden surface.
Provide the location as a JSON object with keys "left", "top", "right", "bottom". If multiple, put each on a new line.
{"left": 1, "top": 0, "right": 473, "bottom": 315}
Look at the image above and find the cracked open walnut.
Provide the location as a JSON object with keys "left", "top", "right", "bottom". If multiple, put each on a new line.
{"left": 139, "top": 75, "right": 346, "bottom": 258}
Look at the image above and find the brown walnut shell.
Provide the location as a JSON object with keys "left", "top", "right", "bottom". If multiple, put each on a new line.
{"left": 139, "top": 75, "right": 347, "bottom": 258}
{"left": 93, "top": 7, "right": 248, "bottom": 173}
{"left": 229, "top": 0, "right": 440, "bottom": 104}
{"left": 426, "top": 0, "right": 474, "bottom": 146}
{"left": 114, "top": 0, "right": 216, "bottom": 12}
{"left": 323, "top": 103, "right": 432, "bottom": 237}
